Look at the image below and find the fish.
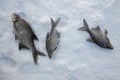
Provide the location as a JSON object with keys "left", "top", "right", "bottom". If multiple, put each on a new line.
{"left": 11, "top": 13, "right": 46, "bottom": 64}
{"left": 78, "top": 19, "right": 113, "bottom": 49}
{"left": 46, "top": 18, "right": 61, "bottom": 58}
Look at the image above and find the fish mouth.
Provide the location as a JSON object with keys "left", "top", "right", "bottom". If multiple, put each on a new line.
{"left": 107, "top": 43, "right": 114, "bottom": 49}
{"left": 47, "top": 51, "right": 53, "bottom": 59}
{"left": 48, "top": 53, "right": 52, "bottom": 59}
{"left": 107, "top": 46, "right": 113, "bottom": 49}
{"left": 11, "top": 13, "right": 19, "bottom": 22}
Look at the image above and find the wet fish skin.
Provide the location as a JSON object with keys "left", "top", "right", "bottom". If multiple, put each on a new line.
{"left": 78, "top": 19, "right": 113, "bottom": 49}
{"left": 11, "top": 13, "right": 46, "bottom": 64}
{"left": 46, "top": 18, "right": 60, "bottom": 59}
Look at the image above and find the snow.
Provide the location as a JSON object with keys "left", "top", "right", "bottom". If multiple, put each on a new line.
{"left": 0, "top": 0, "right": 120, "bottom": 80}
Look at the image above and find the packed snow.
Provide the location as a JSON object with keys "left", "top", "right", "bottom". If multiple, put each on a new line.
{"left": 0, "top": 0, "right": 120, "bottom": 80}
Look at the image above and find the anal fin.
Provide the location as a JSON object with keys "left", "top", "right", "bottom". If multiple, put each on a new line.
{"left": 19, "top": 43, "right": 29, "bottom": 50}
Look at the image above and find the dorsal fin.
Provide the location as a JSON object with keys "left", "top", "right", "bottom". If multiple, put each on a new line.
{"left": 96, "top": 26, "right": 101, "bottom": 30}
{"left": 104, "top": 29, "right": 108, "bottom": 35}
{"left": 91, "top": 26, "right": 101, "bottom": 31}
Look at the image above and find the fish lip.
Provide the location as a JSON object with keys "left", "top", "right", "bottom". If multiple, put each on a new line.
{"left": 107, "top": 45, "right": 114, "bottom": 49}
{"left": 11, "top": 13, "right": 19, "bottom": 22}
{"left": 109, "top": 47, "right": 114, "bottom": 49}
{"left": 48, "top": 53, "right": 52, "bottom": 59}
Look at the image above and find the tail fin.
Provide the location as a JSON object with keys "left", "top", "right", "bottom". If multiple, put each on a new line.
{"left": 32, "top": 50, "right": 46, "bottom": 65}
{"left": 78, "top": 19, "right": 89, "bottom": 31}
{"left": 51, "top": 18, "right": 60, "bottom": 29}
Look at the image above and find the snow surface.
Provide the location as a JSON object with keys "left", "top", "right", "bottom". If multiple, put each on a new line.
{"left": 0, "top": 0, "right": 120, "bottom": 80}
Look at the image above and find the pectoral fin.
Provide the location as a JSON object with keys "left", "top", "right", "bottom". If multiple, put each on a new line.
{"left": 15, "top": 34, "right": 18, "bottom": 40}
{"left": 86, "top": 38, "right": 94, "bottom": 43}
{"left": 32, "top": 33, "right": 39, "bottom": 41}
{"left": 19, "top": 43, "right": 29, "bottom": 50}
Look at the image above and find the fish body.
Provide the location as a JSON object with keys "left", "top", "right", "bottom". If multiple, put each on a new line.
{"left": 46, "top": 18, "right": 60, "bottom": 58}
{"left": 12, "top": 13, "right": 46, "bottom": 64}
{"left": 79, "top": 19, "right": 113, "bottom": 49}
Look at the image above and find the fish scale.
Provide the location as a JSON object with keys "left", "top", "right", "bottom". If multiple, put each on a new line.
{"left": 46, "top": 18, "right": 60, "bottom": 59}
{"left": 79, "top": 19, "right": 113, "bottom": 49}
{"left": 12, "top": 13, "right": 46, "bottom": 65}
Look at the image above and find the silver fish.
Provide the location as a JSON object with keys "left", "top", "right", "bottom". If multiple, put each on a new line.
{"left": 46, "top": 18, "right": 60, "bottom": 58}
{"left": 11, "top": 13, "right": 46, "bottom": 64}
{"left": 78, "top": 19, "right": 113, "bottom": 49}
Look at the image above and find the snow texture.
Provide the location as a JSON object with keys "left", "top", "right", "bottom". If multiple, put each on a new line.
{"left": 0, "top": 0, "right": 120, "bottom": 80}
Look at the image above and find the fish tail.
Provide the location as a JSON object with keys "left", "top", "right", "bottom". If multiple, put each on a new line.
{"left": 78, "top": 19, "right": 89, "bottom": 31}
{"left": 32, "top": 49, "right": 46, "bottom": 65}
{"left": 51, "top": 18, "right": 60, "bottom": 29}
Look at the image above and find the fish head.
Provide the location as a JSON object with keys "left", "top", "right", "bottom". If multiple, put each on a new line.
{"left": 47, "top": 51, "right": 53, "bottom": 59}
{"left": 11, "top": 13, "right": 20, "bottom": 22}
{"left": 106, "top": 42, "right": 113, "bottom": 49}
{"left": 106, "top": 37, "right": 113, "bottom": 49}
